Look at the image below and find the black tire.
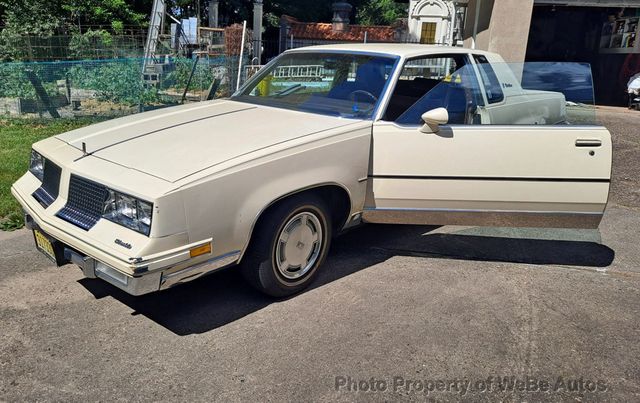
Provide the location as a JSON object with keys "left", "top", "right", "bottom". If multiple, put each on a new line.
{"left": 240, "top": 194, "right": 332, "bottom": 297}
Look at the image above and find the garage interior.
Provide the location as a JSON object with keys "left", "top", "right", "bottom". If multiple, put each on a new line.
{"left": 526, "top": 2, "right": 640, "bottom": 106}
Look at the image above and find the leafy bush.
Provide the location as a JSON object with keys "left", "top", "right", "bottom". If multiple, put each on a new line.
{"left": 163, "top": 58, "right": 215, "bottom": 92}
{"left": 68, "top": 29, "right": 115, "bottom": 59}
{"left": 0, "top": 64, "right": 38, "bottom": 98}
{"left": 68, "top": 60, "right": 159, "bottom": 105}
{"left": 0, "top": 63, "right": 63, "bottom": 98}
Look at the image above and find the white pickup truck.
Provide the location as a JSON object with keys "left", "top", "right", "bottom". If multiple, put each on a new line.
{"left": 12, "top": 44, "right": 611, "bottom": 297}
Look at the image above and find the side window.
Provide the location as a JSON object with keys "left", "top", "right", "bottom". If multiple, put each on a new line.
{"left": 474, "top": 55, "right": 504, "bottom": 104}
{"left": 384, "top": 54, "right": 484, "bottom": 125}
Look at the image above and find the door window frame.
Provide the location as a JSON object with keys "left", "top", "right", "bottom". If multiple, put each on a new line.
{"left": 379, "top": 52, "right": 482, "bottom": 127}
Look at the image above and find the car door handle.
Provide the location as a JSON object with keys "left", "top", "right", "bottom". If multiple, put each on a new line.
{"left": 575, "top": 139, "right": 602, "bottom": 147}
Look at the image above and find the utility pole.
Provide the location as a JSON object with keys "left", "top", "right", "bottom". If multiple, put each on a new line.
{"left": 253, "top": 0, "right": 264, "bottom": 63}
{"left": 197, "top": 0, "right": 201, "bottom": 26}
{"left": 209, "top": 0, "right": 219, "bottom": 28}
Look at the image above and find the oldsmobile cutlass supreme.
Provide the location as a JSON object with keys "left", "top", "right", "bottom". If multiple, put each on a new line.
{"left": 12, "top": 44, "right": 612, "bottom": 297}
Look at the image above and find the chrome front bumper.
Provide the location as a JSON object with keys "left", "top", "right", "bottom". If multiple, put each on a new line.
{"left": 64, "top": 247, "right": 163, "bottom": 295}
{"left": 24, "top": 213, "right": 240, "bottom": 296}
{"left": 24, "top": 214, "right": 162, "bottom": 295}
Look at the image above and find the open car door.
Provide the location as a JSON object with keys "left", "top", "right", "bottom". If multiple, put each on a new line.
{"left": 363, "top": 54, "right": 611, "bottom": 229}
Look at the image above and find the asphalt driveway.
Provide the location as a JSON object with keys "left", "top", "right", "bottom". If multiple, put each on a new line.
{"left": 1, "top": 107, "right": 639, "bottom": 401}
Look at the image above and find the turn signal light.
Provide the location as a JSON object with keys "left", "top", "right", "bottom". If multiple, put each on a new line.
{"left": 190, "top": 243, "right": 212, "bottom": 258}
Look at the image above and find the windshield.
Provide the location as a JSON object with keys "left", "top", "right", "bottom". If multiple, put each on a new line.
{"left": 232, "top": 52, "right": 398, "bottom": 119}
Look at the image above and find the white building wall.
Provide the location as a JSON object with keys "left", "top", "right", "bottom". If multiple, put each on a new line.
{"left": 408, "top": 0, "right": 458, "bottom": 45}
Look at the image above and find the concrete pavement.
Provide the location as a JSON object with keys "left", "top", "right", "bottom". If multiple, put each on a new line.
{"left": 1, "top": 107, "right": 639, "bottom": 401}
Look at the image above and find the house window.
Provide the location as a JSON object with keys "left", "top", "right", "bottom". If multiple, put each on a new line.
{"left": 420, "top": 22, "right": 437, "bottom": 44}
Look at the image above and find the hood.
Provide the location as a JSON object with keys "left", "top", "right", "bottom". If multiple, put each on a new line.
{"left": 57, "top": 100, "right": 358, "bottom": 183}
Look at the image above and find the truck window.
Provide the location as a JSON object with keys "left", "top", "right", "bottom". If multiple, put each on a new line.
{"left": 473, "top": 55, "right": 504, "bottom": 104}
{"left": 384, "top": 54, "right": 484, "bottom": 125}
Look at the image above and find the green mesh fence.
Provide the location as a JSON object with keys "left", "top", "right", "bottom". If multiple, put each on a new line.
{"left": 0, "top": 57, "right": 233, "bottom": 119}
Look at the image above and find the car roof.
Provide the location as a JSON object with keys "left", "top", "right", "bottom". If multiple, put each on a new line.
{"left": 286, "top": 43, "right": 495, "bottom": 59}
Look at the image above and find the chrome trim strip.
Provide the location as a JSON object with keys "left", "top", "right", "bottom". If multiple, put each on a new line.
{"left": 374, "top": 121, "right": 608, "bottom": 131}
{"left": 160, "top": 250, "right": 241, "bottom": 290}
{"left": 364, "top": 207, "right": 600, "bottom": 215}
{"left": 369, "top": 175, "right": 610, "bottom": 183}
{"left": 362, "top": 207, "right": 603, "bottom": 229}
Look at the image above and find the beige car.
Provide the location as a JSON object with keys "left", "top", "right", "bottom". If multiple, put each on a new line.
{"left": 12, "top": 44, "right": 612, "bottom": 297}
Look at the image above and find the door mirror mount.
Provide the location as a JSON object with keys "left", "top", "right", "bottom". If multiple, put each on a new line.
{"left": 420, "top": 108, "right": 449, "bottom": 133}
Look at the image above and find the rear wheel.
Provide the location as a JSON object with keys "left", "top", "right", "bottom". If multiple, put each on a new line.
{"left": 241, "top": 195, "right": 332, "bottom": 297}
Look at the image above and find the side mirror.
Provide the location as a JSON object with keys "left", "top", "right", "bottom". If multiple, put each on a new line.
{"left": 420, "top": 108, "right": 449, "bottom": 133}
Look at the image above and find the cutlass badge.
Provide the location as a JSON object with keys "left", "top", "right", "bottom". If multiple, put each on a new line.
{"left": 115, "top": 239, "right": 132, "bottom": 249}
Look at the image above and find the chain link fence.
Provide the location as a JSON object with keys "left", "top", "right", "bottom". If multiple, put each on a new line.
{"left": 0, "top": 27, "right": 150, "bottom": 61}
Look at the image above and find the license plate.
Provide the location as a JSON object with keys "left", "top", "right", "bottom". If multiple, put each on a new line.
{"left": 33, "top": 229, "right": 57, "bottom": 262}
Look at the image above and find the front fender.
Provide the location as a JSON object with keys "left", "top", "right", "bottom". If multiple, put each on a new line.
{"left": 175, "top": 124, "right": 372, "bottom": 260}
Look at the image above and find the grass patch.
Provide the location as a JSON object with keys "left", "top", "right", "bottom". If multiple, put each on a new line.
{"left": 0, "top": 117, "right": 103, "bottom": 231}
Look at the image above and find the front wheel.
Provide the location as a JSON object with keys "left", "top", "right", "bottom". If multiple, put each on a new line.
{"left": 240, "top": 195, "right": 332, "bottom": 297}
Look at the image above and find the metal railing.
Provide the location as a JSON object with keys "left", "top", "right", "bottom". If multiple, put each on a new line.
{"left": 273, "top": 65, "right": 325, "bottom": 79}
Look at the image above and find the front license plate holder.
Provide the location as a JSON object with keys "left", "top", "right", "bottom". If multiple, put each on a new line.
{"left": 32, "top": 228, "right": 67, "bottom": 266}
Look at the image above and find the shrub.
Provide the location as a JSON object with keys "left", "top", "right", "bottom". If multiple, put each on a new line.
{"left": 163, "top": 57, "right": 215, "bottom": 92}
{"left": 0, "top": 63, "right": 63, "bottom": 99}
{"left": 68, "top": 29, "right": 116, "bottom": 59}
{"left": 68, "top": 60, "right": 159, "bottom": 105}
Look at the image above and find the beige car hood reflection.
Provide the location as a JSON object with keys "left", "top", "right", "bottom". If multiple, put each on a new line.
{"left": 56, "top": 100, "right": 358, "bottom": 183}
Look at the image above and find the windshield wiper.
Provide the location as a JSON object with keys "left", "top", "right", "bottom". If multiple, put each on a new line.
{"left": 274, "top": 84, "right": 307, "bottom": 97}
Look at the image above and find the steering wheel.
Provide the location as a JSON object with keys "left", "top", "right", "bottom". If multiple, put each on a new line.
{"left": 348, "top": 90, "right": 378, "bottom": 115}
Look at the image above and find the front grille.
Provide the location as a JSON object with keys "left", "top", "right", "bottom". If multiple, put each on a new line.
{"left": 56, "top": 175, "right": 108, "bottom": 231}
{"left": 32, "top": 159, "right": 61, "bottom": 208}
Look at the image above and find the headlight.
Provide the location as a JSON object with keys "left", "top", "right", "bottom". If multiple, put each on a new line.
{"left": 29, "top": 150, "right": 44, "bottom": 181}
{"left": 102, "top": 189, "right": 153, "bottom": 236}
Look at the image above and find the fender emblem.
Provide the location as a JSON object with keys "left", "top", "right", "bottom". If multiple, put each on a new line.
{"left": 115, "top": 239, "right": 132, "bottom": 249}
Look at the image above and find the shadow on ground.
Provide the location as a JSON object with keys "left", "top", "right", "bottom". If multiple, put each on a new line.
{"left": 79, "top": 224, "right": 615, "bottom": 335}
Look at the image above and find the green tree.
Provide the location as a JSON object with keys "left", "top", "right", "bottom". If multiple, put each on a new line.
{"left": 0, "top": 0, "right": 64, "bottom": 36}
{"left": 62, "top": 0, "right": 147, "bottom": 31}
{"left": 0, "top": 0, "right": 149, "bottom": 60}
{"left": 0, "top": 0, "right": 148, "bottom": 33}
{"left": 356, "top": 0, "right": 406, "bottom": 26}
{"left": 0, "top": 0, "right": 65, "bottom": 60}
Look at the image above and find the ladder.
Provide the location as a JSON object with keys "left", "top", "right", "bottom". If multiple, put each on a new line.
{"left": 143, "top": 0, "right": 166, "bottom": 82}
